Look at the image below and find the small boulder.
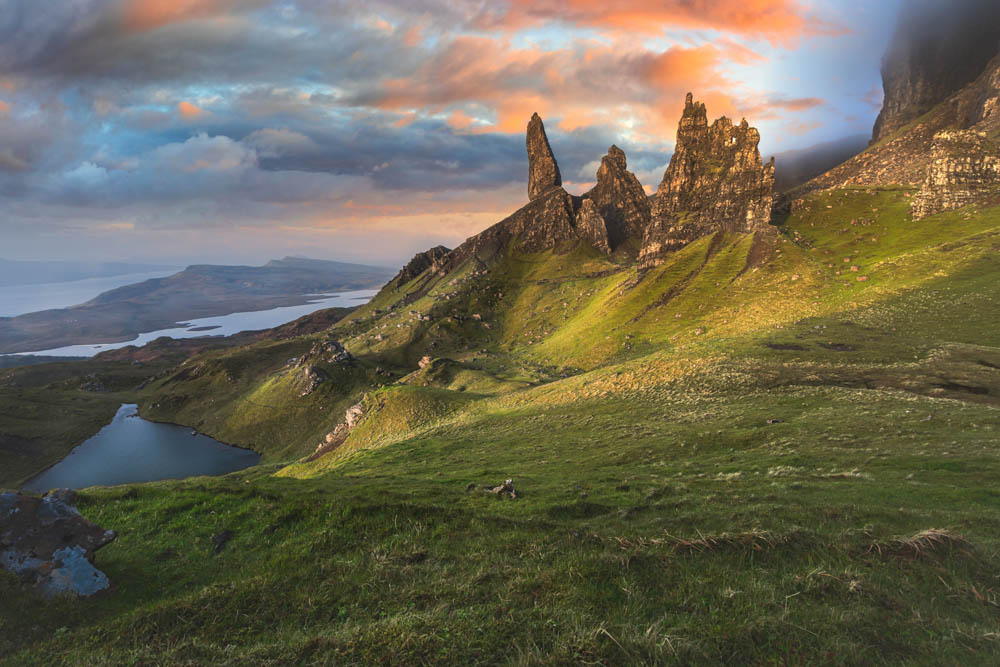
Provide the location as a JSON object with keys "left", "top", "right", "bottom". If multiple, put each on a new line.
{"left": 0, "top": 491, "right": 117, "bottom": 597}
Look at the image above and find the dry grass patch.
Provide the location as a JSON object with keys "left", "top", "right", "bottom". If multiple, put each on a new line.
{"left": 868, "top": 528, "right": 972, "bottom": 560}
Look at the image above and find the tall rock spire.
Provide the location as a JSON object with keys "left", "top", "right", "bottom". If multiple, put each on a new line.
{"left": 526, "top": 113, "right": 562, "bottom": 200}
{"left": 639, "top": 94, "right": 775, "bottom": 267}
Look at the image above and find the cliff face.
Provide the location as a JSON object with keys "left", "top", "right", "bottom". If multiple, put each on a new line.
{"left": 797, "top": 53, "right": 1000, "bottom": 197}
{"left": 872, "top": 0, "right": 1000, "bottom": 144}
{"left": 912, "top": 130, "right": 1000, "bottom": 219}
{"left": 640, "top": 94, "right": 774, "bottom": 266}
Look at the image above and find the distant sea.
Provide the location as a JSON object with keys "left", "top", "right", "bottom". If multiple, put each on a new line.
{"left": 15, "top": 289, "right": 379, "bottom": 357}
{"left": 0, "top": 270, "right": 179, "bottom": 317}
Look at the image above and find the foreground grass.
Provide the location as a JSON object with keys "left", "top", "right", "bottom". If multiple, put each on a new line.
{"left": 3, "top": 364, "right": 999, "bottom": 664}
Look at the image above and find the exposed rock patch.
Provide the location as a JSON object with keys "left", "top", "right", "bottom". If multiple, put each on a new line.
{"left": 388, "top": 246, "right": 452, "bottom": 288}
{"left": 1, "top": 490, "right": 117, "bottom": 597}
{"left": 912, "top": 130, "right": 1000, "bottom": 219}
{"left": 309, "top": 401, "right": 366, "bottom": 460}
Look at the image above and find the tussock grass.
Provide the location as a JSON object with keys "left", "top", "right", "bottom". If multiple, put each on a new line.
{"left": 868, "top": 529, "right": 973, "bottom": 560}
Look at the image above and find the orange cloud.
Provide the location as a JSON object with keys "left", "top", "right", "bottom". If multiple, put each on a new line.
{"left": 499, "top": 0, "right": 845, "bottom": 45}
{"left": 0, "top": 100, "right": 9, "bottom": 113}
{"left": 178, "top": 101, "right": 204, "bottom": 118}
{"left": 365, "top": 35, "right": 756, "bottom": 142}
{"left": 120, "top": 0, "right": 262, "bottom": 32}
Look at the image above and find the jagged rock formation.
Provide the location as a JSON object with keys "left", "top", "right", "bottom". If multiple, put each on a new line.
{"left": 526, "top": 113, "right": 562, "bottom": 200}
{"left": 424, "top": 99, "right": 775, "bottom": 278}
{"left": 872, "top": 0, "right": 1000, "bottom": 144}
{"left": 640, "top": 94, "right": 774, "bottom": 266}
{"left": 388, "top": 246, "right": 451, "bottom": 288}
{"left": 581, "top": 145, "right": 651, "bottom": 252}
{"left": 1, "top": 490, "right": 117, "bottom": 597}
{"left": 912, "top": 130, "right": 1000, "bottom": 219}
{"left": 575, "top": 199, "right": 610, "bottom": 254}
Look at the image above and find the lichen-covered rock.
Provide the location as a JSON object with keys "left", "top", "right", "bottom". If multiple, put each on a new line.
{"left": 575, "top": 198, "right": 611, "bottom": 254}
{"left": 872, "top": 0, "right": 1000, "bottom": 144}
{"left": 298, "top": 339, "right": 353, "bottom": 367}
{"left": 581, "top": 145, "right": 651, "bottom": 252}
{"left": 640, "top": 94, "right": 774, "bottom": 266}
{"left": 0, "top": 491, "right": 116, "bottom": 597}
{"left": 298, "top": 365, "right": 329, "bottom": 396}
{"left": 912, "top": 130, "right": 1000, "bottom": 219}
{"left": 526, "top": 113, "right": 562, "bottom": 200}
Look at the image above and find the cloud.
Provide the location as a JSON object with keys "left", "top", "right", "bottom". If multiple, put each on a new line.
{"left": 120, "top": 0, "right": 268, "bottom": 32}
{"left": 495, "top": 0, "right": 846, "bottom": 44}
{"left": 178, "top": 100, "right": 204, "bottom": 118}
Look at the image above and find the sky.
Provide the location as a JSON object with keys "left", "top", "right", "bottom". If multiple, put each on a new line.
{"left": 0, "top": 0, "right": 903, "bottom": 267}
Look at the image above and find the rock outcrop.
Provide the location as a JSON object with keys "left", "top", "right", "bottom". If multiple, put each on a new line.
{"left": 1, "top": 490, "right": 117, "bottom": 597}
{"left": 581, "top": 145, "right": 651, "bottom": 252}
{"left": 388, "top": 246, "right": 451, "bottom": 288}
{"left": 912, "top": 130, "right": 1000, "bottom": 219}
{"left": 795, "top": 53, "right": 1000, "bottom": 196}
{"left": 526, "top": 113, "right": 562, "bottom": 200}
{"left": 640, "top": 94, "right": 774, "bottom": 266}
{"left": 575, "top": 199, "right": 611, "bottom": 254}
{"left": 872, "top": 0, "right": 1000, "bottom": 144}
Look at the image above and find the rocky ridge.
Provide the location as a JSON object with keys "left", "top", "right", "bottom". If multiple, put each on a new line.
{"left": 796, "top": 32, "right": 1000, "bottom": 198}
{"left": 423, "top": 94, "right": 773, "bottom": 281}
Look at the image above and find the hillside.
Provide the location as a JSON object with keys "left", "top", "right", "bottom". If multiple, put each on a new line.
{"left": 2, "top": 58, "right": 1000, "bottom": 661}
{"left": 0, "top": 257, "right": 394, "bottom": 354}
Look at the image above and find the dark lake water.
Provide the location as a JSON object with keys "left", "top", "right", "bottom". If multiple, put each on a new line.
{"left": 22, "top": 404, "right": 260, "bottom": 493}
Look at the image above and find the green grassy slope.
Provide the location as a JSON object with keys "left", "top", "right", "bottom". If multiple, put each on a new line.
{"left": 2, "top": 188, "right": 1000, "bottom": 663}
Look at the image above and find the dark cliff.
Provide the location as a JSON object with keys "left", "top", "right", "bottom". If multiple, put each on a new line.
{"left": 872, "top": 0, "right": 1000, "bottom": 144}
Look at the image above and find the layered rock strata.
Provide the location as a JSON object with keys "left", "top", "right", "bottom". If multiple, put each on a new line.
{"left": 912, "top": 130, "right": 1000, "bottom": 219}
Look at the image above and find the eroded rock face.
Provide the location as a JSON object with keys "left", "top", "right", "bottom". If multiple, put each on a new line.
{"left": 526, "top": 113, "right": 562, "bottom": 200}
{"left": 389, "top": 246, "right": 452, "bottom": 288}
{"left": 582, "top": 145, "right": 651, "bottom": 252}
{"left": 912, "top": 130, "right": 1000, "bottom": 219}
{"left": 0, "top": 491, "right": 116, "bottom": 597}
{"left": 640, "top": 94, "right": 774, "bottom": 266}
{"left": 575, "top": 198, "right": 611, "bottom": 254}
{"left": 872, "top": 0, "right": 1000, "bottom": 144}
{"left": 442, "top": 185, "right": 579, "bottom": 271}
